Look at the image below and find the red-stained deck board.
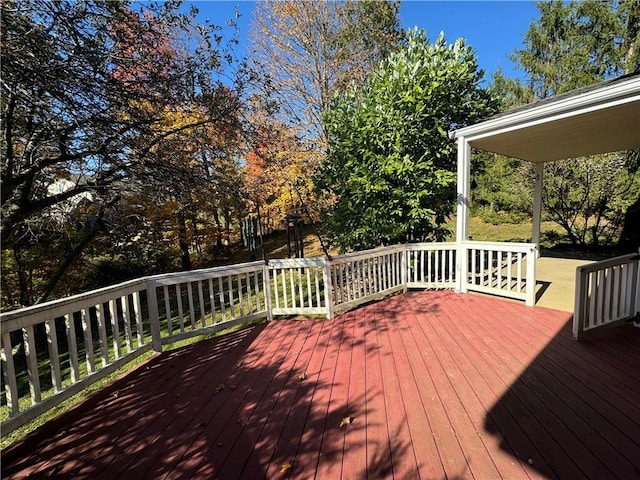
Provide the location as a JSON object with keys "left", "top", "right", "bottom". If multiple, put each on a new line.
{"left": 153, "top": 324, "right": 278, "bottom": 479}
{"left": 186, "top": 317, "right": 306, "bottom": 479}
{"left": 436, "top": 295, "right": 583, "bottom": 479}
{"left": 462, "top": 301, "right": 620, "bottom": 478}
{"left": 340, "top": 308, "right": 368, "bottom": 479}
{"left": 447, "top": 293, "right": 640, "bottom": 479}
{"left": 408, "top": 297, "right": 510, "bottom": 480}
{"left": 394, "top": 301, "right": 472, "bottom": 479}
{"left": 375, "top": 302, "right": 425, "bottom": 480}
{"left": 3, "top": 290, "right": 639, "bottom": 480}
{"left": 154, "top": 320, "right": 293, "bottom": 479}
{"left": 490, "top": 296, "right": 640, "bottom": 435}
{"left": 314, "top": 309, "right": 354, "bottom": 479}
{"left": 362, "top": 306, "right": 394, "bottom": 479}
{"left": 420, "top": 295, "right": 547, "bottom": 480}
{"left": 470, "top": 297, "right": 638, "bottom": 476}
{"left": 290, "top": 307, "right": 347, "bottom": 479}
{"left": 209, "top": 319, "right": 308, "bottom": 479}
{"left": 234, "top": 319, "right": 322, "bottom": 477}
{"left": 113, "top": 319, "right": 289, "bottom": 480}
{"left": 260, "top": 319, "right": 328, "bottom": 479}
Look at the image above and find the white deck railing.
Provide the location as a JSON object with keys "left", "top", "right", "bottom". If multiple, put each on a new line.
{"left": 330, "top": 245, "right": 407, "bottom": 314}
{"left": 268, "top": 258, "right": 328, "bottom": 317}
{"left": 573, "top": 252, "right": 639, "bottom": 340}
{"left": 406, "top": 242, "right": 457, "bottom": 289}
{"left": 0, "top": 241, "right": 536, "bottom": 434}
{"left": 461, "top": 241, "right": 537, "bottom": 306}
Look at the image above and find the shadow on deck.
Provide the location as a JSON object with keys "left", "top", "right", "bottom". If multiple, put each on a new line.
{"left": 2, "top": 291, "right": 639, "bottom": 479}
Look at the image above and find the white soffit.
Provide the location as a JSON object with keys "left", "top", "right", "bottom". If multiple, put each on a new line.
{"left": 454, "top": 75, "right": 640, "bottom": 163}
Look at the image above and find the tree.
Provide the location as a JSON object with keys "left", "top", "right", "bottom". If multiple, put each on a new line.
{"left": 316, "top": 29, "right": 497, "bottom": 252}
{"left": 133, "top": 95, "right": 244, "bottom": 271}
{"left": 1, "top": 0, "right": 244, "bottom": 305}
{"left": 245, "top": 118, "right": 323, "bottom": 230}
{"left": 542, "top": 153, "right": 640, "bottom": 246}
{"left": 249, "top": 0, "right": 403, "bottom": 146}
{"left": 513, "top": 0, "right": 638, "bottom": 98}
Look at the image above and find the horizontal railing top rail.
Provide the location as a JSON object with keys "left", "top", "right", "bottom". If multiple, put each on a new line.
{"left": 576, "top": 252, "right": 638, "bottom": 273}
{"left": 267, "top": 257, "right": 326, "bottom": 268}
{"left": 461, "top": 240, "right": 537, "bottom": 251}
{"left": 150, "top": 261, "right": 265, "bottom": 286}
{"left": 328, "top": 244, "right": 406, "bottom": 264}
{"left": 405, "top": 242, "right": 457, "bottom": 250}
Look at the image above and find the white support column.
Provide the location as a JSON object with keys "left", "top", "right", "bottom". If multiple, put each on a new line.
{"left": 532, "top": 162, "right": 544, "bottom": 257}
{"left": 455, "top": 136, "right": 471, "bottom": 293}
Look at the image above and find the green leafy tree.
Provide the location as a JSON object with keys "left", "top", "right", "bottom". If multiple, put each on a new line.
{"left": 513, "top": 0, "right": 638, "bottom": 97}
{"left": 542, "top": 153, "right": 640, "bottom": 246}
{"left": 317, "top": 29, "right": 497, "bottom": 252}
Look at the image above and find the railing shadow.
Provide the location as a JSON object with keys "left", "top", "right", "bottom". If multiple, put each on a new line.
{"left": 535, "top": 280, "right": 551, "bottom": 302}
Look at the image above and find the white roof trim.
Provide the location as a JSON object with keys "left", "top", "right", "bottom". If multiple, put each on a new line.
{"left": 453, "top": 75, "right": 640, "bottom": 163}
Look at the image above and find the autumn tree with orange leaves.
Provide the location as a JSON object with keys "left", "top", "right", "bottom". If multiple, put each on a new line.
{"left": 244, "top": 116, "right": 322, "bottom": 232}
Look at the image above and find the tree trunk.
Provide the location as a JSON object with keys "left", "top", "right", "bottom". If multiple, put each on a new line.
{"left": 212, "top": 209, "right": 223, "bottom": 250}
{"left": 177, "top": 210, "right": 191, "bottom": 270}
{"left": 35, "top": 207, "right": 107, "bottom": 304}
{"left": 13, "top": 245, "right": 31, "bottom": 306}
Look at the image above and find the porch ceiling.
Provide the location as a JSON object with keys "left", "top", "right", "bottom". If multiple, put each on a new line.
{"left": 454, "top": 73, "right": 640, "bottom": 163}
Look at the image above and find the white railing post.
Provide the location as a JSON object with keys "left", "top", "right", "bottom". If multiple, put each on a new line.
{"left": 525, "top": 245, "right": 537, "bottom": 306}
{"left": 455, "top": 136, "right": 471, "bottom": 294}
{"left": 532, "top": 162, "right": 543, "bottom": 258}
{"left": 2, "top": 332, "right": 19, "bottom": 416}
{"left": 456, "top": 243, "right": 469, "bottom": 293}
{"left": 263, "top": 262, "right": 273, "bottom": 322}
{"left": 401, "top": 245, "right": 408, "bottom": 293}
{"left": 146, "top": 279, "right": 163, "bottom": 353}
{"left": 322, "top": 257, "right": 335, "bottom": 320}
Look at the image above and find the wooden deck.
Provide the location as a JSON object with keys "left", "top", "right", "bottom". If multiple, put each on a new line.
{"left": 3, "top": 290, "right": 639, "bottom": 479}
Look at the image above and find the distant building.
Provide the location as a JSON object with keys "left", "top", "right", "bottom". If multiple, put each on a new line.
{"left": 45, "top": 177, "right": 94, "bottom": 222}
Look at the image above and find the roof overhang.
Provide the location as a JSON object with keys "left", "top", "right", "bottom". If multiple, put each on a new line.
{"left": 453, "top": 74, "right": 640, "bottom": 163}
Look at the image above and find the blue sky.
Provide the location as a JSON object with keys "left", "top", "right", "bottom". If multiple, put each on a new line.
{"left": 187, "top": 0, "right": 540, "bottom": 83}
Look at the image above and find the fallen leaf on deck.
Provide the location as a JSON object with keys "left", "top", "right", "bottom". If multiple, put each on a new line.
{"left": 298, "top": 373, "right": 307, "bottom": 380}
{"left": 281, "top": 460, "right": 293, "bottom": 473}
{"left": 340, "top": 416, "right": 354, "bottom": 427}
{"left": 214, "top": 384, "right": 225, "bottom": 394}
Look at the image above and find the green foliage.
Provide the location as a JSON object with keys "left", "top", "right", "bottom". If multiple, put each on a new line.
{"left": 477, "top": 209, "right": 530, "bottom": 226}
{"left": 513, "top": 0, "right": 636, "bottom": 99}
{"left": 543, "top": 153, "right": 640, "bottom": 246}
{"left": 471, "top": 153, "right": 533, "bottom": 216}
{"left": 1, "top": 0, "right": 246, "bottom": 306}
{"left": 317, "top": 29, "right": 497, "bottom": 251}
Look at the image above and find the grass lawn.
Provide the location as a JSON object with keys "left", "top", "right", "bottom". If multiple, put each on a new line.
{"left": 445, "top": 216, "right": 564, "bottom": 245}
